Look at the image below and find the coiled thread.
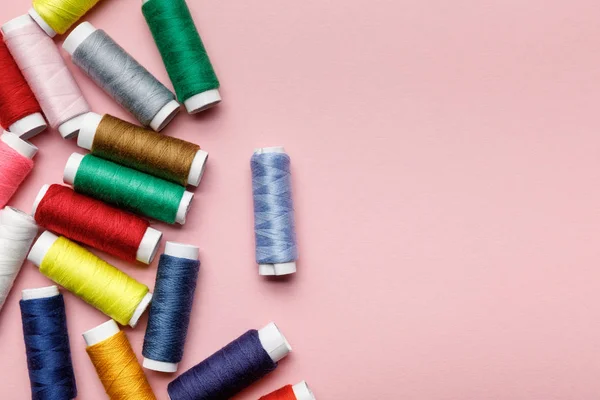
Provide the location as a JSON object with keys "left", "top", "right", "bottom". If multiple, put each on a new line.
{"left": 142, "top": 0, "right": 220, "bottom": 104}
{"left": 32, "top": 0, "right": 101, "bottom": 35}
{"left": 72, "top": 154, "right": 188, "bottom": 224}
{"left": 3, "top": 17, "right": 89, "bottom": 129}
{"left": 20, "top": 291, "right": 77, "bottom": 400}
{"left": 167, "top": 330, "right": 277, "bottom": 400}
{"left": 72, "top": 29, "right": 177, "bottom": 127}
{"left": 34, "top": 184, "right": 151, "bottom": 263}
{"left": 143, "top": 253, "right": 200, "bottom": 366}
{"left": 0, "top": 208, "right": 38, "bottom": 311}
{"left": 260, "top": 385, "right": 296, "bottom": 400}
{"left": 251, "top": 150, "right": 298, "bottom": 265}
{"left": 87, "top": 330, "right": 156, "bottom": 400}
{"left": 39, "top": 236, "right": 149, "bottom": 325}
{"left": 90, "top": 114, "right": 200, "bottom": 186}
{"left": 0, "top": 136, "right": 34, "bottom": 209}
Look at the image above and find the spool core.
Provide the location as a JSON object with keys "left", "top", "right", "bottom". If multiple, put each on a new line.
{"left": 27, "top": 8, "right": 56, "bottom": 37}
{"left": 1, "top": 131, "right": 38, "bottom": 159}
{"left": 258, "top": 322, "right": 292, "bottom": 363}
{"left": 293, "top": 381, "right": 316, "bottom": 400}
{"left": 22, "top": 285, "right": 59, "bottom": 301}
{"left": 9, "top": 113, "right": 47, "bottom": 140}
{"left": 83, "top": 319, "right": 120, "bottom": 346}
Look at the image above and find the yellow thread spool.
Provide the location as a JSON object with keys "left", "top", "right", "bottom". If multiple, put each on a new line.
{"left": 84, "top": 320, "right": 157, "bottom": 400}
{"left": 28, "top": 231, "right": 152, "bottom": 326}
{"left": 30, "top": 0, "right": 101, "bottom": 36}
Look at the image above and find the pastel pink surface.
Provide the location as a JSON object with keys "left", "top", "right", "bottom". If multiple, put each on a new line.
{"left": 2, "top": 0, "right": 600, "bottom": 399}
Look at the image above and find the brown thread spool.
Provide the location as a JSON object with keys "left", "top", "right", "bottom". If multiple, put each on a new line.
{"left": 78, "top": 113, "right": 208, "bottom": 186}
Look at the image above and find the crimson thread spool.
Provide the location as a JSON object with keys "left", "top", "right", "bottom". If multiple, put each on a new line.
{"left": 0, "top": 131, "right": 37, "bottom": 209}
{"left": 0, "top": 40, "right": 46, "bottom": 139}
{"left": 32, "top": 184, "right": 162, "bottom": 264}
{"left": 260, "top": 382, "right": 316, "bottom": 400}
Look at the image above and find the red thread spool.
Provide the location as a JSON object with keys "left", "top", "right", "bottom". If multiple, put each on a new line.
{"left": 260, "top": 382, "right": 315, "bottom": 400}
{"left": 0, "top": 40, "right": 46, "bottom": 139}
{"left": 32, "top": 184, "right": 162, "bottom": 264}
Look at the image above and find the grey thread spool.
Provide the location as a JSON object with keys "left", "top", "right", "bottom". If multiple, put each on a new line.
{"left": 63, "top": 22, "right": 180, "bottom": 132}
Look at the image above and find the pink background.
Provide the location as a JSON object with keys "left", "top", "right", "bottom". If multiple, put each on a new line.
{"left": 2, "top": 0, "right": 600, "bottom": 398}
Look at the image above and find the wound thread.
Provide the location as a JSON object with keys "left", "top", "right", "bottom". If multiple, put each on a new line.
{"left": 0, "top": 208, "right": 38, "bottom": 312}
{"left": 167, "top": 330, "right": 278, "bottom": 400}
{"left": 88, "top": 114, "right": 202, "bottom": 186}
{"left": 34, "top": 184, "right": 155, "bottom": 263}
{"left": 0, "top": 133, "right": 35, "bottom": 209}
{"left": 32, "top": 0, "right": 101, "bottom": 35}
{"left": 86, "top": 329, "right": 156, "bottom": 400}
{"left": 0, "top": 40, "right": 43, "bottom": 133}
{"left": 34, "top": 235, "right": 150, "bottom": 326}
{"left": 260, "top": 385, "right": 296, "bottom": 400}
{"left": 20, "top": 289, "right": 77, "bottom": 400}
{"left": 142, "top": 0, "right": 220, "bottom": 112}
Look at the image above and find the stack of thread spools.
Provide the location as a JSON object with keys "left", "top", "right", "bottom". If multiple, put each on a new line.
{"left": 0, "top": 0, "right": 309, "bottom": 398}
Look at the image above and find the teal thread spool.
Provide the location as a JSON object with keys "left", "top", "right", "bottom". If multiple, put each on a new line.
{"left": 63, "top": 153, "right": 193, "bottom": 224}
{"left": 142, "top": 0, "right": 221, "bottom": 114}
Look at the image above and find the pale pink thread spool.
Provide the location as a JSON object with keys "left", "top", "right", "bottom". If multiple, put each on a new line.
{"left": 1, "top": 15, "right": 90, "bottom": 139}
{"left": 0, "top": 131, "right": 37, "bottom": 208}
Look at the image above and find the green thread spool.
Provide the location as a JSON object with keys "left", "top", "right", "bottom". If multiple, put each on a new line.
{"left": 142, "top": 0, "right": 221, "bottom": 114}
{"left": 63, "top": 153, "right": 193, "bottom": 225}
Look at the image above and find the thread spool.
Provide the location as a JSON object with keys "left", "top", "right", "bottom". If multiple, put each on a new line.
{"left": 64, "top": 22, "right": 179, "bottom": 131}
{"left": 1, "top": 15, "right": 90, "bottom": 139}
{"left": 64, "top": 153, "right": 194, "bottom": 224}
{"left": 84, "top": 320, "right": 157, "bottom": 400}
{"left": 143, "top": 242, "right": 200, "bottom": 373}
{"left": 168, "top": 323, "right": 291, "bottom": 400}
{"left": 29, "top": 0, "right": 101, "bottom": 37}
{"left": 260, "top": 382, "right": 316, "bottom": 400}
{"left": 28, "top": 231, "right": 152, "bottom": 327}
{"left": 0, "top": 207, "right": 38, "bottom": 312}
{"left": 32, "top": 184, "right": 162, "bottom": 264}
{"left": 78, "top": 113, "right": 208, "bottom": 186}
{"left": 0, "top": 131, "right": 37, "bottom": 209}
{"left": 251, "top": 147, "right": 298, "bottom": 276}
{"left": 20, "top": 286, "right": 77, "bottom": 400}
{"left": 142, "top": 0, "right": 221, "bottom": 114}
{"left": 0, "top": 40, "right": 46, "bottom": 139}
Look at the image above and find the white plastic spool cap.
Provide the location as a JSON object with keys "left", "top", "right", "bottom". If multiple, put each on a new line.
{"left": 58, "top": 113, "right": 89, "bottom": 139}
{"left": 184, "top": 89, "right": 221, "bottom": 115}
{"left": 258, "top": 322, "right": 291, "bottom": 363}
{"left": 1, "top": 131, "right": 38, "bottom": 159}
{"left": 83, "top": 319, "right": 119, "bottom": 346}
{"left": 150, "top": 100, "right": 180, "bottom": 132}
{"left": 27, "top": 8, "right": 56, "bottom": 37}
{"left": 5, "top": 206, "right": 35, "bottom": 225}
{"left": 177, "top": 191, "right": 194, "bottom": 225}
{"left": 63, "top": 153, "right": 84, "bottom": 186}
{"left": 1, "top": 14, "right": 36, "bottom": 36}
{"left": 293, "top": 381, "right": 316, "bottom": 400}
{"left": 22, "top": 285, "right": 59, "bottom": 300}
{"left": 188, "top": 150, "right": 208, "bottom": 187}
{"left": 9, "top": 113, "right": 47, "bottom": 140}
{"left": 31, "top": 184, "right": 50, "bottom": 216}
{"left": 143, "top": 242, "right": 199, "bottom": 373}
{"left": 254, "top": 147, "right": 297, "bottom": 276}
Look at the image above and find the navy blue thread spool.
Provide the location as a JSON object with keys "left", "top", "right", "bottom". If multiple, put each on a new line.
{"left": 143, "top": 242, "right": 200, "bottom": 373}
{"left": 251, "top": 147, "right": 298, "bottom": 276}
{"left": 20, "top": 286, "right": 77, "bottom": 400}
{"left": 167, "top": 322, "right": 291, "bottom": 400}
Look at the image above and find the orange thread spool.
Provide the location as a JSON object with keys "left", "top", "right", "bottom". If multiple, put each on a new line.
{"left": 260, "top": 385, "right": 297, "bottom": 400}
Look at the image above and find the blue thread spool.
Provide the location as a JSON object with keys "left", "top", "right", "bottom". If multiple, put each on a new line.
{"left": 20, "top": 286, "right": 77, "bottom": 400}
{"left": 251, "top": 147, "right": 298, "bottom": 276}
{"left": 167, "top": 322, "right": 291, "bottom": 400}
{"left": 143, "top": 242, "right": 200, "bottom": 373}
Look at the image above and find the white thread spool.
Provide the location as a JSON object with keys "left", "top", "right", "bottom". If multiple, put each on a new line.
{"left": 63, "top": 153, "right": 193, "bottom": 224}
{"left": 27, "top": 231, "right": 153, "bottom": 327}
{"left": 27, "top": 8, "right": 57, "bottom": 38}
{"left": 292, "top": 381, "right": 316, "bottom": 400}
{"left": 253, "top": 146, "right": 297, "bottom": 276}
{"left": 140, "top": 0, "right": 221, "bottom": 114}
{"left": 1, "top": 131, "right": 38, "bottom": 159}
{"left": 63, "top": 22, "right": 180, "bottom": 132}
{"left": 78, "top": 112, "right": 208, "bottom": 186}
{"left": 143, "top": 242, "right": 199, "bottom": 373}
{"left": 31, "top": 184, "right": 162, "bottom": 264}
{"left": 0, "top": 207, "right": 38, "bottom": 311}
{"left": 1, "top": 15, "right": 90, "bottom": 139}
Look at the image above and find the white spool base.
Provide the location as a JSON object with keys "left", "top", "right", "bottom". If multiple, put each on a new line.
{"left": 27, "top": 8, "right": 56, "bottom": 37}
{"left": 143, "top": 358, "right": 178, "bottom": 373}
{"left": 27, "top": 231, "right": 59, "bottom": 267}
{"left": 4, "top": 207, "right": 35, "bottom": 225}
{"left": 1, "top": 131, "right": 38, "bottom": 159}
{"left": 137, "top": 227, "right": 162, "bottom": 264}
{"left": 293, "top": 381, "right": 316, "bottom": 400}
{"left": 150, "top": 100, "right": 180, "bottom": 132}
{"left": 9, "top": 113, "right": 47, "bottom": 140}
{"left": 1, "top": 14, "right": 34, "bottom": 35}
{"left": 77, "top": 112, "right": 102, "bottom": 150}
{"left": 22, "top": 285, "right": 59, "bottom": 300}
{"left": 63, "top": 22, "right": 95, "bottom": 55}
{"left": 259, "top": 262, "right": 297, "bottom": 276}
{"left": 165, "top": 242, "right": 199, "bottom": 260}
{"left": 184, "top": 89, "right": 221, "bottom": 114}
{"left": 63, "top": 153, "right": 84, "bottom": 186}
{"left": 83, "top": 319, "right": 119, "bottom": 346}
{"left": 188, "top": 150, "right": 208, "bottom": 187}
{"left": 129, "top": 292, "right": 152, "bottom": 328}
{"left": 59, "top": 113, "right": 89, "bottom": 139}
{"left": 31, "top": 184, "right": 50, "bottom": 216}
{"left": 176, "top": 191, "right": 194, "bottom": 225}
{"left": 258, "top": 322, "right": 291, "bottom": 363}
